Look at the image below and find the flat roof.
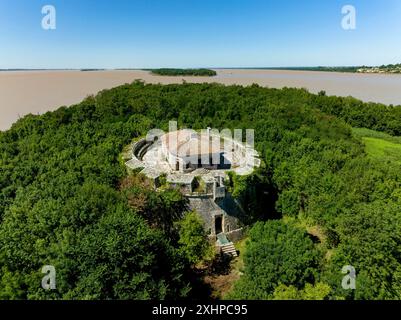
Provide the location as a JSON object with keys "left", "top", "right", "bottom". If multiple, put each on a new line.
{"left": 201, "top": 175, "right": 216, "bottom": 183}
{"left": 167, "top": 173, "right": 195, "bottom": 185}
{"left": 140, "top": 167, "right": 163, "bottom": 179}
{"left": 126, "top": 158, "right": 145, "bottom": 170}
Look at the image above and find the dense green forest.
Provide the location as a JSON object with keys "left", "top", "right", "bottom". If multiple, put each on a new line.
{"left": 1, "top": 81, "right": 401, "bottom": 300}
{"left": 149, "top": 68, "right": 217, "bottom": 76}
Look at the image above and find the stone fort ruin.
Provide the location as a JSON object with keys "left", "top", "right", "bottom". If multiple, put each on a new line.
{"left": 125, "top": 126, "right": 260, "bottom": 257}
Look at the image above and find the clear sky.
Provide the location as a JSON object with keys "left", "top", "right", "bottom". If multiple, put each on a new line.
{"left": 1, "top": 0, "right": 401, "bottom": 69}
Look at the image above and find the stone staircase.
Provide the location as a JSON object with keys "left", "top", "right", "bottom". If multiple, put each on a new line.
{"left": 217, "top": 233, "right": 238, "bottom": 258}
{"left": 220, "top": 242, "right": 238, "bottom": 258}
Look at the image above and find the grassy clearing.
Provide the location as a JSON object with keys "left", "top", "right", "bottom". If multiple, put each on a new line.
{"left": 363, "top": 137, "right": 401, "bottom": 165}
{"left": 232, "top": 236, "right": 248, "bottom": 274}
{"left": 353, "top": 128, "right": 401, "bottom": 165}
{"left": 353, "top": 127, "right": 401, "bottom": 144}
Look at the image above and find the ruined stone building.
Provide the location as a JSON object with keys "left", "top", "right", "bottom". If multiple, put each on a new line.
{"left": 125, "top": 129, "right": 260, "bottom": 257}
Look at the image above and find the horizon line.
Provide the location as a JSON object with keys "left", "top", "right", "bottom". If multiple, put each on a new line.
{"left": 0, "top": 65, "right": 383, "bottom": 71}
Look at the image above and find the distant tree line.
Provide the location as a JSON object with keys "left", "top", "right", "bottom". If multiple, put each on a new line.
{"left": 268, "top": 66, "right": 361, "bottom": 73}
{"left": 149, "top": 68, "right": 217, "bottom": 76}
{"left": 271, "top": 63, "right": 401, "bottom": 74}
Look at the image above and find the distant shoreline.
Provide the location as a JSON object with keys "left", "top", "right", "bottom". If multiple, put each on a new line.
{"left": 2, "top": 66, "right": 400, "bottom": 75}
{"left": 220, "top": 65, "right": 401, "bottom": 75}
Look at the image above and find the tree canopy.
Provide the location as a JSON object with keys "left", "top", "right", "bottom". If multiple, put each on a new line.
{"left": 1, "top": 81, "right": 401, "bottom": 299}
{"left": 228, "top": 221, "right": 322, "bottom": 299}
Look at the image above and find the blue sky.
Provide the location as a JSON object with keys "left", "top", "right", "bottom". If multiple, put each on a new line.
{"left": 1, "top": 0, "right": 401, "bottom": 68}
